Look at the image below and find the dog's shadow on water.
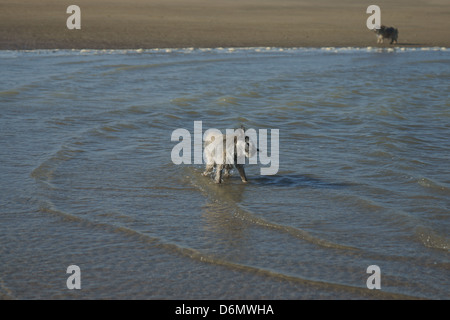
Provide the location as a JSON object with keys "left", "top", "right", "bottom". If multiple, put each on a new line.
{"left": 250, "top": 173, "right": 355, "bottom": 190}
{"left": 199, "top": 172, "right": 355, "bottom": 205}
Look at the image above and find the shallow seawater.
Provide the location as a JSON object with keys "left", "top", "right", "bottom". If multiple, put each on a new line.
{"left": 0, "top": 47, "right": 449, "bottom": 299}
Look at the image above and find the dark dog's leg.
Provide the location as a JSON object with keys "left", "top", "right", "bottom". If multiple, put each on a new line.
{"left": 235, "top": 164, "right": 248, "bottom": 183}
{"left": 215, "top": 164, "right": 224, "bottom": 184}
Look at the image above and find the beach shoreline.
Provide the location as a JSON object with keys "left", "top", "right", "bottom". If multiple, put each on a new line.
{"left": 1, "top": 0, "right": 449, "bottom": 50}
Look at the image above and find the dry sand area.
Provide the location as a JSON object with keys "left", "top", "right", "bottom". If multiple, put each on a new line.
{"left": 0, "top": 0, "right": 449, "bottom": 49}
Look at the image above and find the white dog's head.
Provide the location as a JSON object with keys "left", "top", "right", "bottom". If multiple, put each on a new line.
{"left": 234, "top": 129, "right": 258, "bottom": 160}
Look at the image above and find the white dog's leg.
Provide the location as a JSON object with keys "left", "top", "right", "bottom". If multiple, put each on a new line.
{"left": 203, "top": 163, "right": 214, "bottom": 176}
{"left": 235, "top": 164, "right": 248, "bottom": 183}
{"left": 214, "top": 164, "right": 224, "bottom": 183}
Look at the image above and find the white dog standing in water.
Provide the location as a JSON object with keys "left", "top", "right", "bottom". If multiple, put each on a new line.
{"left": 203, "top": 127, "right": 258, "bottom": 183}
